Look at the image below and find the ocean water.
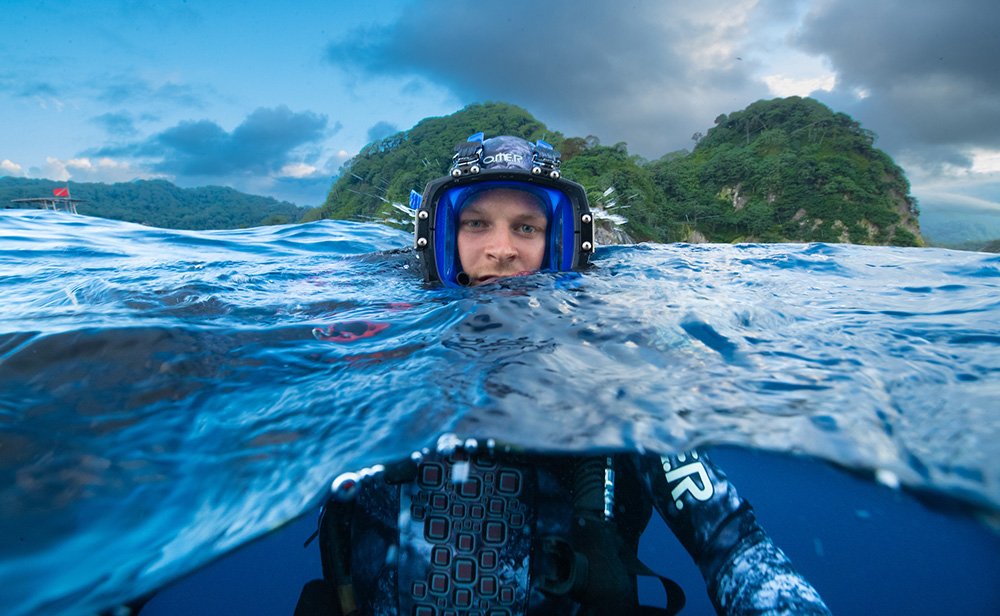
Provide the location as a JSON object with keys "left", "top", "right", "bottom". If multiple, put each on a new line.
{"left": 1, "top": 209, "right": 998, "bottom": 615}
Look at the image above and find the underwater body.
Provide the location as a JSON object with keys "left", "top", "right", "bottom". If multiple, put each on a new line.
{"left": 1, "top": 209, "right": 998, "bottom": 615}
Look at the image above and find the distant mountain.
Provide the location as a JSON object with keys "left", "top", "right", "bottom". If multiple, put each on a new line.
{"left": 0, "top": 177, "right": 308, "bottom": 230}
{"left": 918, "top": 203, "right": 1000, "bottom": 249}
{"left": 311, "top": 99, "right": 922, "bottom": 246}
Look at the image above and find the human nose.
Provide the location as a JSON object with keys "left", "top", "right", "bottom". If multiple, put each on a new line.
{"left": 484, "top": 228, "right": 517, "bottom": 262}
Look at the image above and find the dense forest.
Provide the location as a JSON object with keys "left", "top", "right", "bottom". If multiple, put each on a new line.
{"left": 0, "top": 177, "right": 307, "bottom": 230}
{"left": 310, "top": 99, "right": 923, "bottom": 246}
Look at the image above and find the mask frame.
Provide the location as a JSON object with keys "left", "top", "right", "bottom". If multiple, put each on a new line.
{"left": 415, "top": 170, "right": 594, "bottom": 286}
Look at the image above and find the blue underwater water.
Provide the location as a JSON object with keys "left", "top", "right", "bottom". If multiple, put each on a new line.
{"left": 1, "top": 209, "right": 999, "bottom": 615}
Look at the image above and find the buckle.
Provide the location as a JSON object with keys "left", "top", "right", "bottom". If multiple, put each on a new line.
{"left": 450, "top": 142, "right": 484, "bottom": 177}
{"left": 531, "top": 140, "right": 561, "bottom": 178}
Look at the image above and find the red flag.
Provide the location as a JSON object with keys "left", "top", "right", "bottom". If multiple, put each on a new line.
{"left": 53, "top": 187, "right": 69, "bottom": 197}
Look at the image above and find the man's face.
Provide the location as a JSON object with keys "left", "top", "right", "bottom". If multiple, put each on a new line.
{"left": 457, "top": 188, "right": 548, "bottom": 285}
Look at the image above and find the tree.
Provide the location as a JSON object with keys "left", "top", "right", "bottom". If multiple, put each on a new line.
{"left": 306, "top": 97, "right": 923, "bottom": 247}
{"left": 0, "top": 177, "right": 308, "bottom": 230}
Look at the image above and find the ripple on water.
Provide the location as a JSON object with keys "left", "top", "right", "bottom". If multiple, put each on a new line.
{"left": 1, "top": 212, "right": 999, "bottom": 615}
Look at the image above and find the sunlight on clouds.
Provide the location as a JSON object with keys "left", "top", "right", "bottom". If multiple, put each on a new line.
{"left": 43, "top": 157, "right": 71, "bottom": 181}
{"left": 279, "top": 162, "right": 318, "bottom": 178}
{"left": 931, "top": 149, "right": 1000, "bottom": 180}
{"left": 678, "top": 0, "right": 758, "bottom": 70}
{"left": 41, "top": 156, "right": 154, "bottom": 183}
{"left": 971, "top": 149, "right": 1000, "bottom": 175}
{"left": 764, "top": 74, "right": 836, "bottom": 97}
{"left": 1, "top": 159, "right": 24, "bottom": 176}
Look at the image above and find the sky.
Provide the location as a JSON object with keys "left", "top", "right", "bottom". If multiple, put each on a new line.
{"left": 2, "top": 0, "right": 999, "bottom": 224}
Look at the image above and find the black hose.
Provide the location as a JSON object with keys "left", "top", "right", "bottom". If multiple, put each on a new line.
{"left": 572, "top": 457, "right": 607, "bottom": 517}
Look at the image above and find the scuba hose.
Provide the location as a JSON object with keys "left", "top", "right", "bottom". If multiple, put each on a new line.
{"left": 538, "top": 457, "right": 686, "bottom": 616}
{"left": 536, "top": 457, "right": 630, "bottom": 609}
{"left": 535, "top": 456, "right": 608, "bottom": 598}
{"left": 318, "top": 500, "right": 359, "bottom": 616}
{"left": 318, "top": 456, "right": 422, "bottom": 616}
{"left": 573, "top": 456, "right": 612, "bottom": 516}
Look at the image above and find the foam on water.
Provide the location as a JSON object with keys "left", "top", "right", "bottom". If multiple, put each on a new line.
{"left": 1, "top": 210, "right": 998, "bottom": 615}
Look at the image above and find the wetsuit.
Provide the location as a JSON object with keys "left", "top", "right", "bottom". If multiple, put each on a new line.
{"left": 295, "top": 450, "right": 830, "bottom": 616}
{"left": 642, "top": 452, "right": 830, "bottom": 615}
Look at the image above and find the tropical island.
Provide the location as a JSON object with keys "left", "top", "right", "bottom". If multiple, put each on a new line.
{"left": 309, "top": 98, "right": 923, "bottom": 247}
{"left": 5, "top": 96, "right": 974, "bottom": 249}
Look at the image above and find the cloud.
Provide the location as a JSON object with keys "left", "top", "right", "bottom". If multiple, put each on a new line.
{"left": 17, "top": 81, "right": 59, "bottom": 98}
{"left": 33, "top": 156, "right": 152, "bottom": 184}
{"left": 269, "top": 174, "right": 337, "bottom": 207}
{"left": 279, "top": 162, "right": 319, "bottom": 179}
{"left": 8, "top": 79, "right": 67, "bottom": 110}
{"left": 265, "top": 152, "right": 354, "bottom": 206}
{"left": 76, "top": 107, "right": 341, "bottom": 204}
{"left": 91, "top": 111, "right": 140, "bottom": 137}
{"left": 919, "top": 188, "right": 1000, "bottom": 214}
{"left": 102, "top": 106, "right": 329, "bottom": 177}
{"left": 319, "top": 0, "right": 999, "bottom": 205}
{"left": 763, "top": 73, "right": 836, "bottom": 98}
{"left": 97, "top": 77, "right": 207, "bottom": 107}
{"left": 970, "top": 149, "right": 1000, "bottom": 174}
{"left": 325, "top": 0, "right": 771, "bottom": 157}
{"left": 794, "top": 0, "right": 1000, "bottom": 154}
{"left": 367, "top": 121, "right": 399, "bottom": 143}
{"left": 4, "top": 69, "right": 208, "bottom": 117}
{"left": 2, "top": 159, "right": 25, "bottom": 176}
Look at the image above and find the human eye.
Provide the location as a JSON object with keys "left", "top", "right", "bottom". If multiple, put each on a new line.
{"left": 515, "top": 218, "right": 546, "bottom": 235}
{"left": 460, "top": 218, "right": 486, "bottom": 230}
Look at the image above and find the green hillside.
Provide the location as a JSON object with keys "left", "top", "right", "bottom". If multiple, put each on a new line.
{"left": 308, "top": 102, "right": 559, "bottom": 223}
{"left": 311, "top": 99, "right": 923, "bottom": 246}
{"left": 1, "top": 177, "right": 307, "bottom": 230}
{"left": 648, "top": 97, "right": 921, "bottom": 245}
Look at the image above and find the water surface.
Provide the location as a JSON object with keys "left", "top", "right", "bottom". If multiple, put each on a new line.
{"left": 1, "top": 210, "right": 998, "bottom": 615}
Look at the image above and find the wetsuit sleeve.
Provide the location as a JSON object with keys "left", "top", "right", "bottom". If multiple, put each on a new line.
{"left": 640, "top": 451, "right": 831, "bottom": 616}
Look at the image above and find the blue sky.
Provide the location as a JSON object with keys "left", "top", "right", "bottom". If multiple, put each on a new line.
{"left": 2, "top": 0, "right": 998, "bottom": 222}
